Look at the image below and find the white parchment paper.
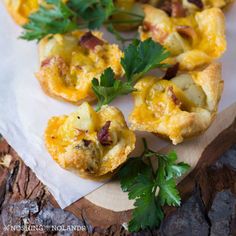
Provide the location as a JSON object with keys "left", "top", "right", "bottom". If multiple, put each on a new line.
{"left": 0, "top": 2, "right": 235, "bottom": 208}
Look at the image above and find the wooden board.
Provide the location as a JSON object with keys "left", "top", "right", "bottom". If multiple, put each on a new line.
{"left": 0, "top": 103, "right": 235, "bottom": 234}
{"left": 85, "top": 103, "right": 236, "bottom": 211}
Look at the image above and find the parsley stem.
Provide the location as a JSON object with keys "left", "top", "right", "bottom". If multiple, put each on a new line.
{"left": 142, "top": 138, "right": 156, "bottom": 177}
{"left": 120, "top": 38, "right": 135, "bottom": 42}
{"left": 106, "top": 19, "right": 143, "bottom": 24}
{"left": 142, "top": 138, "right": 148, "bottom": 150}
{"left": 113, "top": 9, "right": 144, "bottom": 19}
{"left": 77, "top": 24, "right": 88, "bottom": 29}
{"left": 147, "top": 156, "right": 156, "bottom": 177}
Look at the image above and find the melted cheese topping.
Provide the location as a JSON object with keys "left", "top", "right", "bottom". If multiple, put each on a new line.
{"left": 45, "top": 102, "right": 136, "bottom": 179}
{"left": 5, "top": 0, "right": 39, "bottom": 25}
{"left": 37, "top": 31, "right": 123, "bottom": 104}
{"left": 129, "top": 63, "right": 223, "bottom": 144}
{"left": 139, "top": 5, "right": 226, "bottom": 70}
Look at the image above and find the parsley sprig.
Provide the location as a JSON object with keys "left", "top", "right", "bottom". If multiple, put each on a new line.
{"left": 118, "top": 139, "right": 190, "bottom": 232}
{"left": 68, "top": 0, "right": 115, "bottom": 29}
{"left": 92, "top": 38, "right": 170, "bottom": 111}
{"left": 92, "top": 68, "right": 135, "bottom": 111}
{"left": 21, "top": 0, "right": 78, "bottom": 41}
{"left": 21, "top": 0, "right": 144, "bottom": 41}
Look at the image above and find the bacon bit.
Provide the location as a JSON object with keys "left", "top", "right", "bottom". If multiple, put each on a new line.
{"left": 41, "top": 57, "right": 52, "bottom": 67}
{"left": 187, "top": 0, "right": 203, "bottom": 9}
{"left": 97, "top": 121, "right": 112, "bottom": 146}
{"left": 167, "top": 86, "right": 181, "bottom": 106}
{"left": 83, "top": 139, "right": 92, "bottom": 147}
{"left": 55, "top": 57, "right": 69, "bottom": 77}
{"left": 142, "top": 22, "right": 152, "bottom": 32}
{"left": 75, "top": 65, "right": 82, "bottom": 70}
{"left": 176, "top": 25, "right": 197, "bottom": 41}
{"left": 79, "top": 32, "right": 104, "bottom": 50}
{"left": 41, "top": 56, "right": 68, "bottom": 77}
{"left": 171, "top": 0, "right": 186, "bottom": 17}
{"left": 163, "top": 63, "right": 179, "bottom": 80}
{"left": 159, "top": 0, "right": 172, "bottom": 16}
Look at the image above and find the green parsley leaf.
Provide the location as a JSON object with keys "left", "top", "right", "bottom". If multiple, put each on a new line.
{"left": 68, "top": 0, "right": 115, "bottom": 29}
{"left": 21, "top": 0, "right": 78, "bottom": 41}
{"left": 166, "top": 162, "right": 190, "bottom": 179}
{"left": 129, "top": 194, "right": 164, "bottom": 232}
{"left": 118, "top": 139, "right": 190, "bottom": 232}
{"left": 158, "top": 178, "right": 181, "bottom": 206}
{"left": 68, "top": 0, "right": 98, "bottom": 12}
{"left": 155, "top": 152, "right": 189, "bottom": 206}
{"left": 118, "top": 157, "right": 150, "bottom": 192}
{"left": 121, "top": 38, "right": 170, "bottom": 82}
{"left": 92, "top": 68, "right": 134, "bottom": 111}
{"left": 119, "top": 155, "right": 154, "bottom": 200}
{"left": 156, "top": 151, "right": 190, "bottom": 180}
{"left": 128, "top": 172, "right": 154, "bottom": 200}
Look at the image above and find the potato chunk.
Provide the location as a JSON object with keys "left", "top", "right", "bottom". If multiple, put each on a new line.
{"left": 37, "top": 31, "right": 123, "bottom": 104}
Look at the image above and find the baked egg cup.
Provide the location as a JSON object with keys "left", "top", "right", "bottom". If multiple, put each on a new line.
{"left": 139, "top": 5, "right": 226, "bottom": 70}
{"left": 36, "top": 31, "right": 123, "bottom": 105}
{"left": 129, "top": 63, "right": 223, "bottom": 145}
{"left": 45, "top": 102, "right": 136, "bottom": 180}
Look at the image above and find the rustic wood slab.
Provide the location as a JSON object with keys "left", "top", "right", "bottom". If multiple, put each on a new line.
{"left": 0, "top": 105, "right": 235, "bottom": 235}
{"left": 85, "top": 103, "right": 236, "bottom": 211}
